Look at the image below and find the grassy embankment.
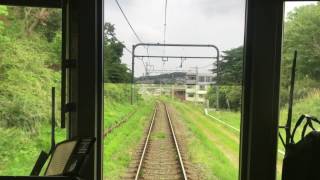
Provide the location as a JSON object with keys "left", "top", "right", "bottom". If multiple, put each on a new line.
{"left": 168, "top": 99, "right": 238, "bottom": 180}
{"left": 0, "top": 126, "right": 66, "bottom": 175}
{"left": 203, "top": 90, "right": 320, "bottom": 178}
{"left": 0, "top": 83, "right": 154, "bottom": 178}
{"left": 104, "top": 84, "right": 155, "bottom": 180}
{"left": 206, "top": 108, "right": 284, "bottom": 178}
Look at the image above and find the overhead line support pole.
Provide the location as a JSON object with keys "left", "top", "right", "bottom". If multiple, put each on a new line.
{"left": 130, "top": 43, "right": 220, "bottom": 107}
{"left": 131, "top": 45, "right": 136, "bottom": 105}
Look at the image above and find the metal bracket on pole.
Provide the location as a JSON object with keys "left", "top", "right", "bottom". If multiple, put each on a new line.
{"left": 131, "top": 43, "right": 220, "bottom": 107}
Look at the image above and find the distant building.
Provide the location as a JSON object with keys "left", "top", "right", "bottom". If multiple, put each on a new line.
{"left": 185, "top": 73, "right": 215, "bottom": 103}
{"left": 136, "top": 72, "right": 214, "bottom": 103}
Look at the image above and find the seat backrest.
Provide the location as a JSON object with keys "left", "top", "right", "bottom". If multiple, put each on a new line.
{"left": 44, "top": 138, "right": 95, "bottom": 177}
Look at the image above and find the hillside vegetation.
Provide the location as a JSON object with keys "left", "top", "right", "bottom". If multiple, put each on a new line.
{"left": 0, "top": 6, "right": 139, "bottom": 176}
{"left": 169, "top": 99, "right": 238, "bottom": 179}
{"left": 0, "top": 6, "right": 65, "bottom": 175}
{"left": 208, "top": 3, "right": 320, "bottom": 110}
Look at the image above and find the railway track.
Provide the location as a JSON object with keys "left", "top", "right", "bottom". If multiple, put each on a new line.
{"left": 124, "top": 102, "right": 188, "bottom": 180}
{"left": 104, "top": 110, "right": 137, "bottom": 137}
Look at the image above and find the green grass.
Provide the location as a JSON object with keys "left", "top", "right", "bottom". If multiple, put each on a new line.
{"left": 104, "top": 100, "right": 137, "bottom": 129}
{"left": 0, "top": 125, "right": 66, "bottom": 175}
{"left": 104, "top": 99, "right": 155, "bottom": 180}
{"left": 0, "top": 83, "right": 147, "bottom": 177}
{"left": 151, "top": 132, "right": 166, "bottom": 140}
{"left": 279, "top": 90, "right": 320, "bottom": 134}
{"left": 205, "top": 90, "right": 320, "bottom": 179}
{"left": 169, "top": 99, "right": 238, "bottom": 180}
{"left": 207, "top": 110, "right": 240, "bottom": 130}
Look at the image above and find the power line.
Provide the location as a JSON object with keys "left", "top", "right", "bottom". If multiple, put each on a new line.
{"left": 122, "top": 46, "right": 147, "bottom": 72}
{"left": 162, "top": 0, "right": 168, "bottom": 62}
{"left": 163, "top": 0, "right": 168, "bottom": 45}
{"left": 113, "top": 0, "right": 149, "bottom": 74}
{"left": 114, "top": 0, "right": 143, "bottom": 43}
{"left": 111, "top": 36, "right": 148, "bottom": 72}
{"left": 121, "top": 44, "right": 148, "bottom": 73}
{"left": 112, "top": 36, "right": 133, "bottom": 54}
{"left": 198, "top": 63, "right": 215, "bottom": 69}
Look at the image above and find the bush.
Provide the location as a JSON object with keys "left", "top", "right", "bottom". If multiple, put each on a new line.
{"left": 0, "top": 35, "right": 60, "bottom": 132}
{"left": 104, "top": 83, "right": 141, "bottom": 104}
{"left": 207, "top": 86, "right": 242, "bottom": 111}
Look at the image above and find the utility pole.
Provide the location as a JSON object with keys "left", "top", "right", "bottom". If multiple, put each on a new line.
{"left": 131, "top": 45, "right": 135, "bottom": 105}
{"left": 130, "top": 43, "right": 220, "bottom": 106}
{"left": 160, "top": 80, "right": 162, "bottom": 96}
{"left": 171, "top": 84, "right": 174, "bottom": 100}
{"left": 216, "top": 55, "right": 220, "bottom": 110}
{"left": 195, "top": 66, "right": 198, "bottom": 104}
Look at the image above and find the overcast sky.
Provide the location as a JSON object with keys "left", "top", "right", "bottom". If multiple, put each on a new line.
{"left": 104, "top": 0, "right": 316, "bottom": 77}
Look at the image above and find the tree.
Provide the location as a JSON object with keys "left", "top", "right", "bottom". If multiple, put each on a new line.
{"left": 0, "top": 6, "right": 62, "bottom": 132}
{"left": 208, "top": 46, "right": 243, "bottom": 110}
{"left": 104, "top": 23, "right": 131, "bottom": 83}
{"left": 207, "top": 86, "right": 242, "bottom": 110}
{"left": 0, "top": 6, "right": 7, "bottom": 28}
{"left": 282, "top": 3, "right": 320, "bottom": 84}
{"left": 279, "top": 3, "right": 320, "bottom": 105}
{"left": 0, "top": 6, "right": 8, "bottom": 42}
{"left": 213, "top": 46, "right": 243, "bottom": 85}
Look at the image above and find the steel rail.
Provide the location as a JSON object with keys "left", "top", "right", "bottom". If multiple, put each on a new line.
{"left": 134, "top": 105, "right": 157, "bottom": 180}
{"left": 164, "top": 102, "right": 188, "bottom": 180}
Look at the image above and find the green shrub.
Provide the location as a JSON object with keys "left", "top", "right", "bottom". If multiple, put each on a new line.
{"left": 207, "top": 86, "right": 242, "bottom": 110}
{"left": 0, "top": 35, "right": 60, "bottom": 132}
{"left": 104, "top": 83, "right": 141, "bottom": 103}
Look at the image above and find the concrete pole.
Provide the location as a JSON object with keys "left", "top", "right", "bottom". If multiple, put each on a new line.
{"left": 195, "top": 66, "right": 198, "bottom": 104}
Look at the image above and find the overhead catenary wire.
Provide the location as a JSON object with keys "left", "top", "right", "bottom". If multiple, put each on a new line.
{"left": 163, "top": 0, "right": 168, "bottom": 45}
{"left": 113, "top": 0, "right": 149, "bottom": 74}
{"left": 112, "top": 36, "right": 148, "bottom": 73}
{"left": 123, "top": 46, "right": 147, "bottom": 73}
{"left": 162, "top": 0, "right": 168, "bottom": 62}
{"left": 114, "top": 0, "right": 143, "bottom": 43}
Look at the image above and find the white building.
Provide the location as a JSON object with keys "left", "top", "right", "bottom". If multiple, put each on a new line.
{"left": 185, "top": 73, "right": 214, "bottom": 103}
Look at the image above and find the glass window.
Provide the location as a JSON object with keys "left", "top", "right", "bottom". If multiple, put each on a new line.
{"left": 104, "top": 0, "right": 245, "bottom": 179}
{"left": 277, "top": 1, "right": 320, "bottom": 178}
{"left": 0, "top": 5, "right": 65, "bottom": 175}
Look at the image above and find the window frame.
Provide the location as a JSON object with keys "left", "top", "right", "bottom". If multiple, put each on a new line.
{"left": 0, "top": 0, "right": 104, "bottom": 180}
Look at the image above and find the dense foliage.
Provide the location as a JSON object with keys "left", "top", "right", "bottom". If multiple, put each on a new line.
{"left": 0, "top": 7, "right": 61, "bottom": 132}
{"left": 207, "top": 86, "right": 241, "bottom": 110}
{"left": 0, "top": 5, "right": 136, "bottom": 175}
{"left": 213, "top": 46, "right": 243, "bottom": 85}
{"left": 0, "top": 6, "right": 131, "bottom": 131}
{"left": 0, "top": 6, "right": 8, "bottom": 42}
{"left": 208, "top": 46, "right": 243, "bottom": 110}
{"left": 208, "top": 3, "right": 320, "bottom": 110}
{"left": 104, "top": 23, "right": 131, "bottom": 83}
{"left": 280, "top": 3, "right": 320, "bottom": 105}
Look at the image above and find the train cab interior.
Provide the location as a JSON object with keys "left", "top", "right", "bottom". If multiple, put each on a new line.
{"left": 0, "top": 0, "right": 318, "bottom": 179}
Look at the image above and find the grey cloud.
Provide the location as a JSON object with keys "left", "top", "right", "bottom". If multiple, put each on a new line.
{"left": 195, "top": 0, "right": 245, "bottom": 17}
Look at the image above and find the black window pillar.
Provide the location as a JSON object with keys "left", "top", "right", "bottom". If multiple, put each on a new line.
{"left": 67, "top": 0, "right": 104, "bottom": 179}
{"left": 240, "top": 0, "right": 284, "bottom": 179}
